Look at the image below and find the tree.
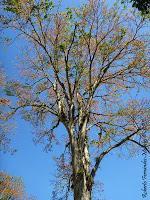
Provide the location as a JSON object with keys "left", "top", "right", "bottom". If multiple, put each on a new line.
{"left": 121, "top": 0, "right": 150, "bottom": 15}
{"left": 0, "top": 171, "right": 23, "bottom": 200}
{"left": 0, "top": 0, "right": 150, "bottom": 199}
{"left": 0, "top": 172, "right": 37, "bottom": 200}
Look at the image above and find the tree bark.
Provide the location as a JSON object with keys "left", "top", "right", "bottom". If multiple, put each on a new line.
{"left": 74, "top": 175, "right": 92, "bottom": 200}
{"left": 67, "top": 117, "right": 93, "bottom": 200}
{"left": 73, "top": 144, "right": 92, "bottom": 200}
{"left": 72, "top": 132, "right": 93, "bottom": 200}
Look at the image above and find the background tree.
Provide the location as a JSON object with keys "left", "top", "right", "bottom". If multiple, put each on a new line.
{"left": 121, "top": 0, "right": 150, "bottom": 15}
{"left": 0, "top": 171, "right": 36, "bottom": 200}
{"left": 0, "top": 172, "right": 23, "bottom": 200}
{"left": 0, "top": 0, "right": 150, "bottom": 199}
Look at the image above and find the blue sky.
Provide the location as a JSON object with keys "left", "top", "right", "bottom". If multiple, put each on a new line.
{"left": 0, "top": 0, "right": 149, "bottom": 200}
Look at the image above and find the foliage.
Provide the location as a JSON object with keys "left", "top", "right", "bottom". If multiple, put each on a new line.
{"left": 0, "top": 69, "right": 16, "bottom": 154}
{"left": 0, "top": 0, "right": 150, "bottom": 199}
{"left": 121, "top": 0, "right": 150, "bottom": 15}
{"left": 0, "top": 172, "right": 24, "bottom": 200}
{"left": 0, "top": 172, "right": 37, "bottom": 200}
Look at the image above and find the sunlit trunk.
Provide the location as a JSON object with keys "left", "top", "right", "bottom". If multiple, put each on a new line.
{"left": 74, "top": 174, "right": 92, "bottom": 200}
{"left": 71, "top": 128, "right": 93, "bottom": 200}
{"left": 73, "top": 142, "right": 92, "bottom": 200}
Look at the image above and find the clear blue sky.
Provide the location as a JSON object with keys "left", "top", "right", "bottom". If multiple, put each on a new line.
{"left": 0, "top": 1, "right": 149, "bottom": 200}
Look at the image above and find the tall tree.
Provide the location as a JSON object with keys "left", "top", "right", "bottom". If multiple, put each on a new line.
{"left": 0, "top": 0, "right": 150, "bottom": 199}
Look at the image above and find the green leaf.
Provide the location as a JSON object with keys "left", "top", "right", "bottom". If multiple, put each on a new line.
{"left": 4, "top": 0, "right": 19, "bottom": 14}
{"left": 4, "top": 88, "right": 15, "bottom": 96}
{"left": 66, "top": 7, "right": 73, "bottom": 19}
{"left": 59, "top": 43, "right": 66, "bottom": 51}
{"left": 120, "top": 27, "right": 126, "bottom": 37}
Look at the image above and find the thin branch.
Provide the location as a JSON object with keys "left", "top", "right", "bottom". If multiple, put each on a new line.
{"left": 7, "top": 103, "right": 58, "bottom": 119}
{"left": 128, "top": 139, "right": 150, "bottom": 153}
{"left": 91, "top": 128, "right": 141, "bottom": 178}
{"left": 64, "top": 24, "right": 78, "bottom": 101}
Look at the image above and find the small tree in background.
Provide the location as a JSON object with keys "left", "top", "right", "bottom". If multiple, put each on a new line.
{"left": 0, "top": 171, "right": 36, "bottom": 200}
{"left": 0, "top": 0, "right": 150, "bottom": 199}
{"left": 0, "top": 171, "right": 23, "bottom": 200}
{"left": 121, "top": 0, "right": 150, "bottom": 15}
{"left": 0, "top": 172, "right": 35, "bottom": 200}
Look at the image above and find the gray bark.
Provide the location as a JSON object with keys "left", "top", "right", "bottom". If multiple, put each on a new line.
{"left": 73, "top": 143, "right": 92, "bottom": 200}
{"left": 68, "top": 122, "right": 93, "bottom": 200}
{"left": 74, "top": 176, "right": 92, "bottom": 200}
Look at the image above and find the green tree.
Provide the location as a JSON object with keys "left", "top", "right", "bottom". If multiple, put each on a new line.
{"left": 0, "top": 0, "right": 150, "bottom": 199}
{"left": 121, "top": 0, "right": 150, "bottom": 15}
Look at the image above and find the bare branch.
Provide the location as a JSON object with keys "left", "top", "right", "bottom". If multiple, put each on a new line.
{"left": 91, "top": 128, "right": 141, "bottom": 178}
{"left": 128, "top": 138, "right": 150, "bottom": 153}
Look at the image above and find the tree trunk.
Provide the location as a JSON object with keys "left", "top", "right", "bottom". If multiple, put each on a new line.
{"left": 72, "top": 134, "right": 93, "bottom": 200}
{"left": 74, "top": 174, "right": 92, "bottom": 200}
{"left": 67, "top": 118, "right": 93, "bottom": 200}
{"left": 72, "top": 143, "right": 93, "bottom": 200}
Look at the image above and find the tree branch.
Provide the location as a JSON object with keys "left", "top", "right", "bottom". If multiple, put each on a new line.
{"left": 91, "top": 128, "right": 141, "bottom": 178}
{"left": 128, "top": 138, "right": 150, "bottom": 153}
